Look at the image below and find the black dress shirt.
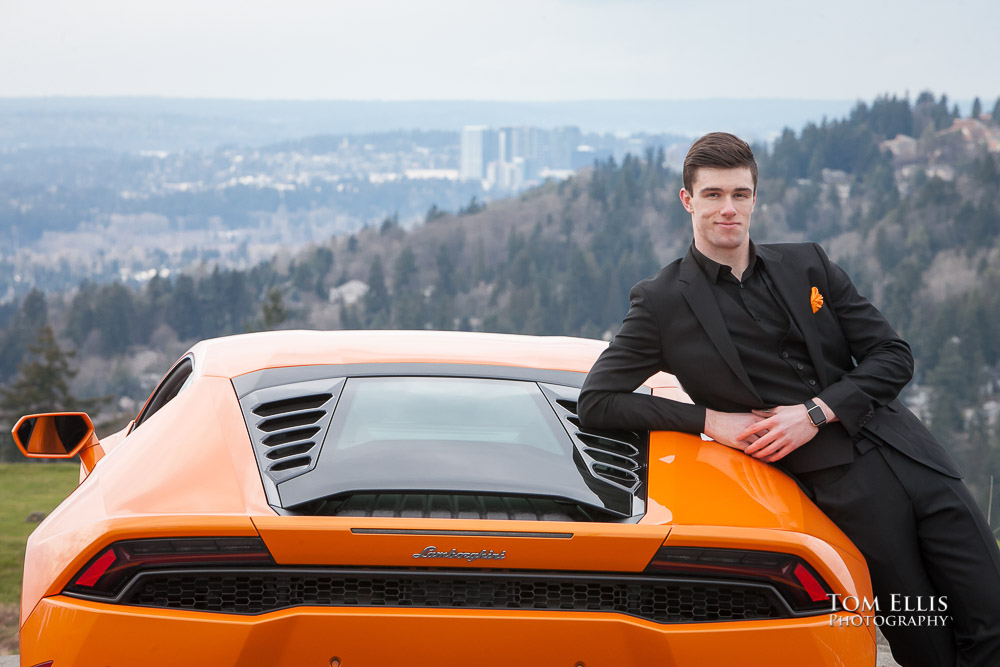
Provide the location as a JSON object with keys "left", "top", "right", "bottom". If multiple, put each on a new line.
{"left": 690, "top": 242, "right": 871, "bottom": 455}
{"left": 689, "top": 242, "right": 822, "bottom": 407}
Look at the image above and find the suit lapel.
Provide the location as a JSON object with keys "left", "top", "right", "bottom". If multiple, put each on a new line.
{"left": 756, "top": 245, "right": 828, "bottom": 388}
{"left": 678, "top": 250, "right": 762, "bottom": 402}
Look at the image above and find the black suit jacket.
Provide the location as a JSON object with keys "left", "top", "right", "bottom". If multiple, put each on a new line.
{"left": 578, "top": 242, "right": 962, "bottom": 477}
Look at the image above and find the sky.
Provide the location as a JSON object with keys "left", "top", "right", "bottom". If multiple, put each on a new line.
{"left": 1, "top": 0, "right": 997, "bottom": 103}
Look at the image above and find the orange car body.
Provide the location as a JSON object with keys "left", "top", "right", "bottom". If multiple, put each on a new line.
{"left": 17, "top": 330, "right": 875, "bottom": 666}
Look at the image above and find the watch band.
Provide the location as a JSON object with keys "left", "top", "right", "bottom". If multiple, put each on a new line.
{"left": 805, "top": 399, "right": 827, "bottom": 427}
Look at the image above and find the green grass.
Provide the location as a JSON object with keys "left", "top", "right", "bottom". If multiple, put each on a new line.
{"left": 0, "top": 463, "right": 81, "bottom": 606}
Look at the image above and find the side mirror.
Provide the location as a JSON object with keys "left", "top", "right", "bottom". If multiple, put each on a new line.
{"left": 11, "top": 413, "right": 95, "bottom": 459}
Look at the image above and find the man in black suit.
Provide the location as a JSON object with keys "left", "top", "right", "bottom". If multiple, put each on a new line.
{"left": 578, "top": 132, "right": 1000, "bottom": 666}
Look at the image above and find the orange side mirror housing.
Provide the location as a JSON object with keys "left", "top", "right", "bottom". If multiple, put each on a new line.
{"left": 11, "top": 413, "right": 95, "bottom": 459}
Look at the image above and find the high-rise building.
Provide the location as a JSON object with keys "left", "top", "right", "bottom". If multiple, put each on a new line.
{"left": 460, "top": 126, "right": 488, "bottom": 181}
{"left": 463, "top": 123, "right": 681, "bottom": 191}
{"left": 492, "top": 126, "right": 542, "bottom": 188}
{"left": 545, "top": 126, "right": 583, "bottom": 170}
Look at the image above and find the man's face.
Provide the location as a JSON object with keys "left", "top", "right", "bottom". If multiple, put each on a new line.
{"left": 679, "top": 167, "right": 756, "bottom": 257}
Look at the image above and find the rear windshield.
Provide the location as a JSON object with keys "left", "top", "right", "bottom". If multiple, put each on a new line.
{"left": 276, "top": 375, "right": 621, "bottom": 515}
{"left": 329, "top": 376, "right": 565, "bottom": 455}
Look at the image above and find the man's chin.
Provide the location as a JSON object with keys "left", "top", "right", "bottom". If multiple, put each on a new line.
{"left": 710, "top": 235, "right": 749, "bottom": 250}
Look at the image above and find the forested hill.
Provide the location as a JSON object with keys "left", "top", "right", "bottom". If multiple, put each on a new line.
{"left": 2, "top": 92, "right": 1000, "bottom": 507}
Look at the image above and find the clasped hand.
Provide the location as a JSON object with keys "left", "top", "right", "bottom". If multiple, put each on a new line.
{"left": 704, "top": 404, "right": 820, "bottom": 463}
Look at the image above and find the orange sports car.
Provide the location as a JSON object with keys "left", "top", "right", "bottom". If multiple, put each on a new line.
{"left": 14, "top": 330, "right": 875, "bottom": 666}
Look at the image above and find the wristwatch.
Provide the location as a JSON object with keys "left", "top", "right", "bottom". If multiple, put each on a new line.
{"left": 805, "top": 399, "right": 827, "bottom": 427}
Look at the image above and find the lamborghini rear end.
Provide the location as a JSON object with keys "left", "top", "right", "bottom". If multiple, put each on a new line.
{"left": 16, "top": 332, "right": 875, "bottom": 666}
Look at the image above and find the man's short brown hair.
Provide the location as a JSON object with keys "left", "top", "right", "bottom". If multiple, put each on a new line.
{"left": 682, "top": 132, "right": 758, "bottom": 194}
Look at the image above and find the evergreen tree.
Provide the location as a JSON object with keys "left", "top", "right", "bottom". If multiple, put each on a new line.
{"left": 65, "top": 282, "right": 98, "bottom": 347}
{"left": 866, "top": 94, "right": 913, "bottom": 139}
{"left": 934, "top": 94, "right": 953, "bottom": 129}
{"left": 290, "top": 247, "right": 334, "bottom": 298}
{"left": 363, "top": 255, "right": 390, "bottom": 326}
{"left": 430, "top": 244, "right": 457, "bottom": 330}
{"left": 219, "top": 269, "right": 257, "bottom": 332}
{"left": 926, "top": 336, "right": 982, "bottom": 435}
{"left": 168, "top": 275, "right": 202, "bottom": 340}
{"left": 92, "top": 282, "right": 138, "bottom": 355}
{"left": 434, "top": 244, "right": 456, "bottom": 297}
{"left": 380, "top": 212, "right": 400, "bottom": 235}
{"left": 261, "top": 288, "right": 288, "bottom": 328}
{"left": 971, "top": 97, "right": 983, "bottom": 119}
{"left": 392, "top": 247, "right": 424, "bottom": 329}
{"left": 459, "top": 196, "right": 483, "bottom": 216}
{"left": 913, "top": 91, "right": 940, "bottom": 135}
{"left": 965, "top": 411, "right": 994, "bottom": 503}
{"left": 0, "top": 289, "right": 48, "bottom": 381}
{"left": 0, "top": 326, "right": 93, "bottom": 462}
{"left": 425, "top": 204, "right": 447, "bottom": 223}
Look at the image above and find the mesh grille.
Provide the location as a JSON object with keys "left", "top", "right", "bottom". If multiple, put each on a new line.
{"left": 122, "top": 569, "right": 784, "bottom": 622}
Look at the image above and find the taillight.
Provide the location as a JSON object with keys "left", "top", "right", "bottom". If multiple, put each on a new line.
{"left": 64, "top": 537, "right": 273, "bottom": 599}
{"left": 645, "top": 546, "right": 835, "bottom": 614}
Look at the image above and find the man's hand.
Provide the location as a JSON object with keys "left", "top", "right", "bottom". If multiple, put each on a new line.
{"left": 739, "top": 402, "right": 832, "bottom": 462}
{"left": 704, "top": 409, "right": 767, "bottom": 451}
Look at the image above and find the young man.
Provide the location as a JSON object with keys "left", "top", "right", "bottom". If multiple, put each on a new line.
{"left": 578, "top": 132, "right": 1000, "bottom": 667}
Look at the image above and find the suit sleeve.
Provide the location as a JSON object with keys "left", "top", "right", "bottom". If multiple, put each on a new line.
{"left": 577, "top": 283, "right": 706, "bottom": 433}
{"left": 812, "top": 243, "right": 914, "bottom": 435}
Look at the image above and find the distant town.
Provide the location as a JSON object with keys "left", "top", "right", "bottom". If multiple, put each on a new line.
{"left": 458, "top": 125, "right": 688, "bottom": 191}
{"left": 0, "top": 119, "right": 689, "bottom": 297}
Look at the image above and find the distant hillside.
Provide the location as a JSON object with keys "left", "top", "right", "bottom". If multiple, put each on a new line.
{"left": 0, "top": 97, "right": 858, "bottom": 151}
{"left": 2, "top": 92, "right": 1000, "bottom": 514}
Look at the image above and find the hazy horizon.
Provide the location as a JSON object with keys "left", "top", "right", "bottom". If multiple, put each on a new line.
{"left": 0, "top": 98, "right": 866, "bottom": 151}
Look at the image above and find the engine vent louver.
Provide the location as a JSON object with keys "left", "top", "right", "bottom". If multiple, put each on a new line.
{"left": 253, "top": 394, "right": 331, "bottom": 417}
{"left": 541, "top": 386, "right": 648, "bottom": 518}
{"left": 256, "top": 409, "right": 327, "bottom": 432}
{"left": 291, "top": 493, "right": 600, "bottom": 522}
{"left": 239, "top": 379, "right": 346, "bottom": 491}
{"left": 554, "top": 399, "right": 644, "bottom": 491}
{"left": 262, "top": 426, "right": 321, "bottom": 448}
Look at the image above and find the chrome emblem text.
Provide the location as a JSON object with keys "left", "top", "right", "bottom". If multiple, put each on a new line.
{"left": 413, "top": 546, "right": 507, "bottom": 562}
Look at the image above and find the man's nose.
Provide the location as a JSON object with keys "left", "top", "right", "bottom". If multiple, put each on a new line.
{"left": 721, "top": 197, "right": 737, "bottom": 215}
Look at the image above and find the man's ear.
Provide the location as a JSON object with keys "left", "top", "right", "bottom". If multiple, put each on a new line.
{"left": 679, "top": 187, "right": 693, "bottom": 213}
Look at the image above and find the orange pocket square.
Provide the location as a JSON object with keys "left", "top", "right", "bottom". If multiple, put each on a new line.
{"left": 810, "top": 287, "right": 824, "bottom": 313}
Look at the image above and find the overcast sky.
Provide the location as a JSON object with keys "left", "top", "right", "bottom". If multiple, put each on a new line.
{"left": 1, "top": 0, "right": 996, "bottom": 103}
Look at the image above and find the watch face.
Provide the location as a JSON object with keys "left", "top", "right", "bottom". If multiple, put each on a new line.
{"left": 808, "top": 405, "right": 825, "bottom": 426}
